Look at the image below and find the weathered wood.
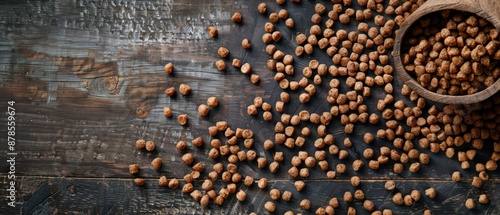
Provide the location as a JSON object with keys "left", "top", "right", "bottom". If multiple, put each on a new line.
{"left": 1, "top": 177, "right": 499, "bottom": 214}
{"left": 0, "top": 0, "right": 499, "bottom": 214}
{"left": 393, "top": 0, "right": 500, "bottom": 104}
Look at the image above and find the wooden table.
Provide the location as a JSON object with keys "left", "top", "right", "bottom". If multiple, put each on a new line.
{"left": 0, "top": 0, "right": 498, "bottom": 214}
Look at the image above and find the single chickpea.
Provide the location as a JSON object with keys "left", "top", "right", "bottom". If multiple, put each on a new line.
{"left": 269, "top": 188, "right": 281, "bottom": 200}
{"left": 146, "top": 141, "right": 155, "bottom": 151}
{"left": 264, "top": 201, "right": 276, "bottom": 212}
{"left": 207, "top": 26, "right": 218, "bottom": 38}
{"left": 294, "top": 180, "right": 306, "bottom": 191}
{"left": 425, "top": 187, "right": 436, "bottom": 198}
{"left": 257, "top": 3, "right": 266, "bottom": 14}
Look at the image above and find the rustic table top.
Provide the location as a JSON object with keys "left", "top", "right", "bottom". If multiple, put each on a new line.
{"left": 0, "top": 0, "right": 498, "bottom": 214}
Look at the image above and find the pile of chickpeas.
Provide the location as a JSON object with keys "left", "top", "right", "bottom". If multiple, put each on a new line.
{"left": 128, "top": 0, "right": 499, "bottom": 214}
{"left": 402, "top": 10, "right": 500, "bottom": 95}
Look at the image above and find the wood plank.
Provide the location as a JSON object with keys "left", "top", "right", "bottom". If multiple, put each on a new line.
{"left": 1, "top": 177, "right": 499, "bottom": 214}
{"left": 0, "top": 0, "right": 499, "bottom": 214}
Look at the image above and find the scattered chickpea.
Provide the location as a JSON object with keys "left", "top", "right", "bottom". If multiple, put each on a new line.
{"left": 135, "top": 139, "right": 146, "bottom": 149}
{"left": 269, "top": 188, "right": 281, "bottom": 200}
{"left": 129, "top": 164, "right": 139, "bottom": 175}
{"left": 182, "top": 153, "right": 194, "bottom": 165}
{"left": 168, "top": 178, "right": 179, "bottom": 189}
{"left": 282, "top": 190, "right": 292, "bottom": 201}
{"left": 472, "top": 176, "right": 483, "bottom": 188}
{"left": 478, "top": 194, "right": 489, "bottom": 204}
{"left": 232, "top": 58, "right": 242, "bottom": 67}
{"left": 258, "top": 178, "right": 268, "bottom": 189}
{"left": 452, "top": 171, "right": 461, "bottom": 182}
{"left": 164, "top": 63, "right": 173, "bottom": 74}
{"left": 393, "top": 192, "right": 404, "bottom": 205}
{"left": 177, "top": 114, "right": 188, "bottom": 126}
{"left": 336, "top": 163, "right": 347, "bottom": 173}
{"left": 354, "top": 189, "right": 365, "bottom": 200}
{"left": 241, "top": 63, "right": 252, "bottom": 74}
{"left": 295, "top": 180, "right": 306, "bottom": 191}
{"left": 409, "top": 162, "right": 421, "bottom": 172}
{"left": 465, "top": 198, "right": 475, "bottom": 209}
{"left": 257, "top": 3, "right": 267, "bottom": 14}
{"left": 351, "top": 176, "right": 361, "bottom": 187}
{"left": 151, "top": 158, "right": 162, "bottom": 170}
{"left": 300, "top": 199, "right": 311, "bottom": 210}
{"left": 364, "top": 199, "right": 375, "bottom": 212}
{"left": 352, "top": 159, "right": 364, "bottom": 171}
{"left": 385, "top": 180, "right": 396, "bottom": 190}
{"left": 214, "top": 196, "right": 224, "bottom": 205}
{"left": 269, "top": 161, "right": 280, "bottom": 173}
{"left": 425, "top": 187, "right": 436, "bottom": 198}
{"left": 231, "top": 12, "right": 242, "bottom": 23}
{"left": 264, "top": 201, "right": 276, "bottom": 212}
{"left": 236, "top": 190, "right": 246, "bottom": 201}
{"left": 158, "top": 176, "right": 168, "bottom": 187}
{"left": 134, "top": 178, "right": 145, "bottom": 186}
{"left": 344, "top": 191, "right": 353, "bottom": 203}
{"left": 411, "top": 190, "right": 421, "bottom": 202}
{"left": 215, "top": 60, "right": 226, "bottom": 71}
{"left": 404, "top": 194, "right": 413, "bottom": 206}
{"left": 207, "top": 26, "right": 218, "bottom": 38}
{"left": 145, "top": 141, "right": 155, "bottom": 151}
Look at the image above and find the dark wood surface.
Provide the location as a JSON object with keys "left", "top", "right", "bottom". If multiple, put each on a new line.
{"left": 0, "top": 0, "right": 499, "bottom": 214}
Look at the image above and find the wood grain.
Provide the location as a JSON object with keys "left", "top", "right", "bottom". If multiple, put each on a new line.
{"left": 2, "top": 177, "right": 500, "bottom": 214}
{"left": 0, "top": 0, "right": 499, "bottom": 214}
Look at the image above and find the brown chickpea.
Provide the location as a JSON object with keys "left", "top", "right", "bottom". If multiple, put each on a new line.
{"left": 135, "top": 139, "right": 146, "bottom": 149}
{"left": 198, "top": 104, "right": 209, "bottom": 117}
{"left": 344, "top": 191, "right": 353, "bottom": 203}
{"left": 129, "top": 164, "right": 140, "bottom": 175}
{"left": 300, "top": 199, "right": 312, "bottom": 210}
{"left": 257, "top": 3, "right": 267, "bottom": 14}
{"left": 288, "top": 166, "right": 299, "bottom": 177}
{"left": 351, "top": 176, "right": 361, "bottom": 187}
{"left": 232, "top": 58, "right": 242, "bottom": 68}
{"left": 134, "top": 178, "right": 145, "bottom": 186}
{"left": 393, "top": 163, "right": 403, "bottom": 174}
{"left": 207, "top": 26, "right": 218, "bottom": 38}
{"left": 215, "top": 60, "right": 226, "bottom": 71}
{"left": 385, "top": 180, "right": 396, "bottom": 190}
{"left": 409, "top": 162, "right": 421, "bottom": 172}
{"left": 177, "top": 114, "right": 188, "bottom": 126}
{"left": 472, "top": 176, "right": 483, "bottom": 188}
{"left": 425, "top": 187, "right": 436, "bottom": 198}
{"left": 257, "top": 157, "right": 267, "bottom": 169}
{"left": 264, "top": 201, "right": 276, "bottom": 212}
{"left": 478, "top": 194, "right": 489, "bottom": 204}
{"left": 465, "top": 198, "right": 475, "bottom": 209}
{"left": 354, "top": 189, "right": 365, "bottom": 200}
{"left": 294, "top": 180, "right": 306, "bottom": 191}
{"left": 151, "top": 158, "right": 162, "bottom": 170}
{"left": 282, "top": 190, "right": 292, "bottom": 201}
{"left": 258, "top": 178, "right": 268, "bottom": 189}
{"left": 182, "top": 153, "right": 194, "bottom": 165}
{"left": 393, "top": 192, "right": 404, "bottom": 205}
{"left": 269, "top": 188, "right": 281, "bottom": 200}
{"left": 236, "top": 190, "right": 246, "bottom": 202}
{"left": 352, "top": 159, "right": 364, "bottom": 171}
{"left": 231, "top": 12, "right": 242, "bottom": 23}
{"left": 364, "top": 199, "right": 375, "bottom": 212}
{"left": 145, "top": 141, "right": 155, "bottom": 151}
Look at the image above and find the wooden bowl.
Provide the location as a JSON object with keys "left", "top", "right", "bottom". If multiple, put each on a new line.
{"left": 393, "top": 0, "right": 500, "bottom": 104}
